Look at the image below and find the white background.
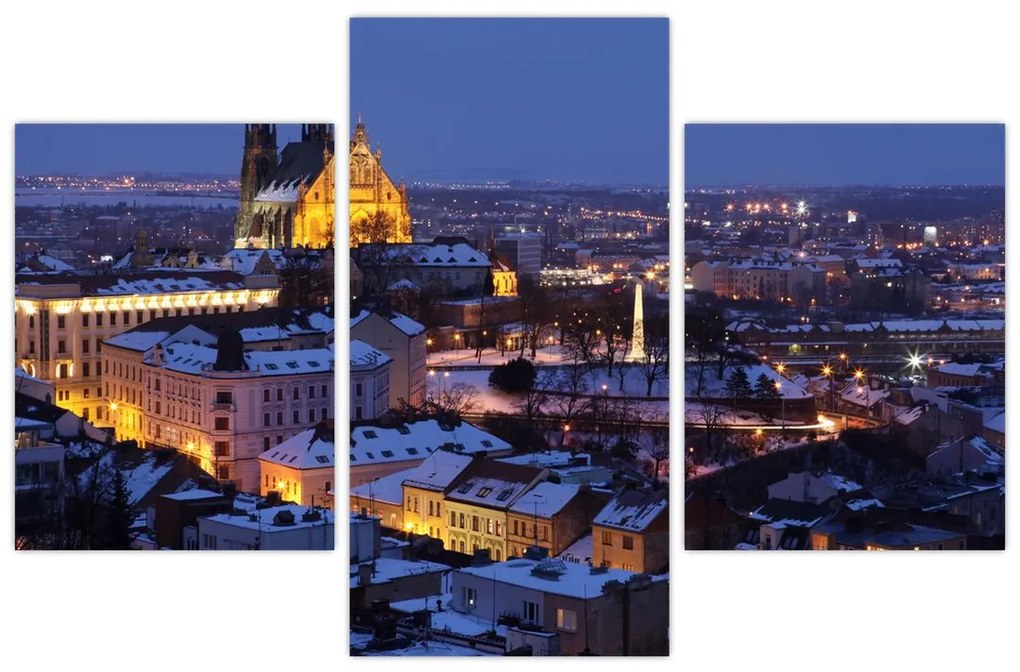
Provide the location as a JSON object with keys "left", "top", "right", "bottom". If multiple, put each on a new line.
{"left": 1, "top": 1, "right": 1016, "bottom": 670}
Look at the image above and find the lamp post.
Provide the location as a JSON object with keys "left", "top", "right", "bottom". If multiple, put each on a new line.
{"left": 821, "top": 364, "right": 833, "bottom": 411}
{"left": 775, "top": 380, "right": 785, "bottom": 437}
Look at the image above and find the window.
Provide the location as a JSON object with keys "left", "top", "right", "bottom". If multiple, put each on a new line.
{"left": 522, "top": 601, "right": 539, "bottom": 624}
{"left": 321, "top": 384, "right": 328, "bottom": 398}
{"left": 293, "top": 387, "right": 300, "bottom": 400}
{"left": 57, "top": 340, "right": 66, "bottom": 354}
{"left": 495, "top": 521, "right": 503, "bottom": 537}
{"left": 263, "top": 413, "right": 271, "bottom": 427}
{"left": 459, "top": 513, "right": 465, "bottom": 529}
{"left": 83, "top": 387, "right": 90, "bottom": 399}
{"left": 459, "top": 541, "right": 465, "bottom": 553}
{"left": 450, "top": 512, "right": 457, "bottom": 527}
{"left": 276, "top": 388, "right": 283, "bottom": 401}
{"left": 214, "top": 417, "right": 229, "bottom": 431}
{"left": 355, "top": 406, "right": 363, "bottom": 420}
{"left": 308, "top": 409, "right": 315, "bottom": 422}
{"left": 308, "top": 386, "right": 315, "bottom": 399}
{"left": 293, "top": 410, "right": 299, "bottom": 424}
{"left": 321, "top": 408, "right": 327, "bottom": 421}
{"left": 263, "top": 437, "right": 270, "bottom": 451}
{"left": 276, "top": 412, "right": 283, "bottom": 426}
{"left": 601, "top": 531, "right": 613, "bottom": 546}
{"left": 463, "top": 587, "right": 477, "bottom": 609}
{"left": 202, "top": 534, "right": 217, "bottom": 550}
{"left": 96, "top": 313, "right": 103, "bottom": 326}
{"left": 109, "top": 312, "right": 116, "bottom": 326}
{"left": 83, "top": 362, "right": 90, "bottom": 378}
{"left": 215, "top": 391, "right": 232, "bottom": 404}
{"left": 477, "top": 487, "right": 492, "bottom": 498}
{"left": 29, "top": 340, "right": 35, "bottom": 354}
{"left": 355, "top": 383, "right": 363, "bottom": 396}
{"left": 622, "top": 535, "right": 634, "bottom": 550}
{"left": 217, "top": 465, "right": 230, "bottom": 480}
{"left": 123, "top": 311, "right": 130, "bottom": 324}
{"left": 137, "top": 310, "right": 144, "bottom": 323}
{"left": 215, "top": 442, "right": 229, "bottom": 457}
{"left": 263, "top": 389, "right": 270, "bottom": 402}
{"left": 58, "top": 363, "right": 68, "bottom": 379}
{"left": 513, "top": 520, "right": 519, "bottom": 536}
{"left": 57, "top": 315, "right": 65, "bottom": 329}
{"left": 276, "top": 435, "right": 282, "bottom": 445}
{"left": 472, "top": 516, "right": 479, "bottom": 532}
{"left": 556, "top": 608, "right": 577, "bottom": 633}
{"left": 486, "top": 519, "right": 494, "bottom": 534}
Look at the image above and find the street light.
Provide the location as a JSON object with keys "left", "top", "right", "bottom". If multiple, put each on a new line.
{"left": 775, "top": 380, "right": 785, "bottom": 436}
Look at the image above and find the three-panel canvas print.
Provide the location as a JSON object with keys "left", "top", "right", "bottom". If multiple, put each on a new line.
{"left": 9, "top": 14, "right": 1006, "bottom": 661}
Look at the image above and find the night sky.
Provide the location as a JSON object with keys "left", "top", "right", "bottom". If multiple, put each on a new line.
{"left": 685, "top": 124, "right": 1005, "bottom": 187}
{"left": 15, "top": 124, "right": 305, "bottom": 176}
{"left": 351, "top": 18, "right": 669, "bottom": 186}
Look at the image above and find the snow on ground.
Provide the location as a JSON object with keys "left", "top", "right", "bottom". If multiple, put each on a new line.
{"left": 438, "top": 368, "right": 669, "bottom": 419}
{"left": 685, "top": 363, "right": 811, "bottom": 399}
{"left": 429, "top": 345, "right": 570, "bottom": 368}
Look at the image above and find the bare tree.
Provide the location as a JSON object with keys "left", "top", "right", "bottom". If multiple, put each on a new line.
{"left": 638, "top": 317, "right": 669, "bottom": 397}
{"left": 547, "top": 363, "right": 589, "bottom": 430}
{"left": 437, "top": 382, "right": 479, "bottom": 417}
{"left": 518, "top": 275, "right": 551, "bottom": 359}
{"left": 643, "top": 420, "right": 670, "bottom": 484}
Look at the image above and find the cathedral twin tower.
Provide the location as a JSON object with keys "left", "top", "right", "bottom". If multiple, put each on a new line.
{"left": 233, "top": 121, "right": 411, "bottom": 250}
{"left": 234, "top": 123, "right": 335, "bottom": 250}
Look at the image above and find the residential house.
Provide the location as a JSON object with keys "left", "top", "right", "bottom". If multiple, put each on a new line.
{"left": 592, "top": 488, "right": 669, "bottom": 573}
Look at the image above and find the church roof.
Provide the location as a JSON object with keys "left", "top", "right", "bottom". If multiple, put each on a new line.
{"left": 254, "top": 140, "right": 332, "bottom": 203}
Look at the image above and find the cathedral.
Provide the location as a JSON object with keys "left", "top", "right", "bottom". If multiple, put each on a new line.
{"left": 234, "top": 123, "right": 335, "bottom": 250}
{"left": 349, "top": 118, "right": 412, "bottom": 247}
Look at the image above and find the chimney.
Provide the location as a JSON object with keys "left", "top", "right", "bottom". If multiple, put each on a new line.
{"left": 472, "top": 548, "right": 492, "bottom": 566}
{"left": 358, "top": 563, "right": 373, "bottom": 586}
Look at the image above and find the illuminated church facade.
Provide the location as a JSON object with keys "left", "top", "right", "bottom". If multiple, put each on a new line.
{"left": 349, "top": 119, "right": 412, "bottom": 247}
{"left": 234, "top": 123, "right": 335, "bottom": 250}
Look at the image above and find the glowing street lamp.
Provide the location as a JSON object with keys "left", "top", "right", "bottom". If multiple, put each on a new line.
{"left": 906, "top": 350, "right": 923, "bottom": 372}
{"left": 775, "top": 380, "right": 786, "bottom": 435}
{"left": 776, "top": 362, "right": 786, "bottom": 375}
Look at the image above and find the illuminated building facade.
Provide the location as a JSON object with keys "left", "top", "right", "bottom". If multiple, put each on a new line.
{"left": 14, "top": 270, "right": 279, "bottom": 422}
{"left": 257, "top": 423, "right": 334, "bottom": 509}
{"left": 348, "top": 119, "right": 412, "bottom": 247}
{"left": 100, "top": 309, "right": 333, "bottom": 492}
{"left": 234, "top": 123, "right": 336, "bottom": 250}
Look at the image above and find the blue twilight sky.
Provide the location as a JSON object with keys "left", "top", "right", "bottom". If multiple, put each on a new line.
{"left": 685, "top": 124, "right": 1005, "bottom": 187}
{"left": 15, "top": 124, "right": 306, "bottom": 176}
{"left": 350, "top": 18, "right": 669, "bottom": 187}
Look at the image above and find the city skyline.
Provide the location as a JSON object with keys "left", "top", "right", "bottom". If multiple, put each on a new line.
{"left": 685, "top": 124, "right": 1005, "bottom": 188}
{"left": 351, "top": 18, "right": 669, "bottom": 186}
{"left": 15, "top": 124, "right": 304, "bottom": 176}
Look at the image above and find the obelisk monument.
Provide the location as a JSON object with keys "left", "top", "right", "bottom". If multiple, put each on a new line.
{"left": 625, "top": 278, "right": 646, "bottom": 362}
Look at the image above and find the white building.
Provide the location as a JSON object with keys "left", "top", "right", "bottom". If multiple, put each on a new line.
{"left": 350, "top": 340, "right": 392, "bottom": 421}
{"left": 349, "top": 418, "right": 513, "bottom": 487}
{"left": 14, "top": 269, "right": 279, "bottom": 421}
{"left": 350, "top": 310, "right": 426, "bottom": 409}
{"left": 197, "top": 504, "right": 334, "bottom": 550}
{"left": 258, "top": 422, "right": 334, "bottom": 508}
{"left": 767, "top": 471, "right": 864, "bottom": 504}
{"left": 102, "top": 312, "right": 333, "bottom": 492}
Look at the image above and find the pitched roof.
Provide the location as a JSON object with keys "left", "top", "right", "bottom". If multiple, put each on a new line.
{"left": 593, "top": 488, "right": 668, "bottom": 532}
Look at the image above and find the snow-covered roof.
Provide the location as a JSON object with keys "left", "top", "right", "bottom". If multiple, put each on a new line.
{"left": 162, "top": 488, "right": 224, "bottom": 502}
{"left": 350, "top": 420, "right": 510, "bottom": 467}
{"left": 382, "top": 242, "right": 491, "bottom": 268}
{"left": 400, "top": 451, "right": 474, "bottom": 491}
{"left": 446, "top": 460, "right": 543, "bottom": 508}
{"left": 816, "top": 472, "right": 862, "bottom": 494}
{"left": 840, "top": 384, "right": 890, "bottom": 408}
{"left": 36, "top": 254, "right": 75, "bottom": 271}
{"left": 254, "top": 178, "right": 303, "bottom": 203}
{"left": 202, "top": 504, "right": 333, "bottom": 531}
{"left": 258, "top": 425, "right": 333, "bottom": 470}
{"left": 984, "top": 411, "right": 1005, "bottom": 434}
{"left": 350, "top": 309, "right": 426, "bottom": 337}
{"left": 932, "top": 362, "right": 985, "bottom": 378}
{"left": 350, "top": 339, "right": 392, "bottom": 371}
{"left": 749, "top": 499, "right": 829, "bottom": 528}
{"left": 351, "top": 468, "right": 408, "bottom": 505}
{"left": 455, "top": 558, "right": 649, "bottom": 599}
{"left": 593, "top": 489, "right": 668, "bottom": 532}
{"left": 853, "top": 258, "right": 903, "bottom": 268}
{"left": 222, "top": 248, "right": 285, "bottom": 275}
{"left": 508, "top": 482, "right": 580, "bottom": 518}
{"left": 351, "top": 557, "right": 450, "bottom": 589}
{"left": 498, "top": 450, "right": 579, "bottom": 469}
{"left": 91, "top": 274, "right": 245, "bottom": 295}
{"left": 557, "top": 534, "right": 593, "bottom": 565}
{"left": 146, "top": 341, "right": 333, "bottom": 377}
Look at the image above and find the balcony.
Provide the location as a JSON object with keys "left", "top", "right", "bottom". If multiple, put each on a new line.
{"left": 210, "top": 402, "right": 236, "bottom": 412}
